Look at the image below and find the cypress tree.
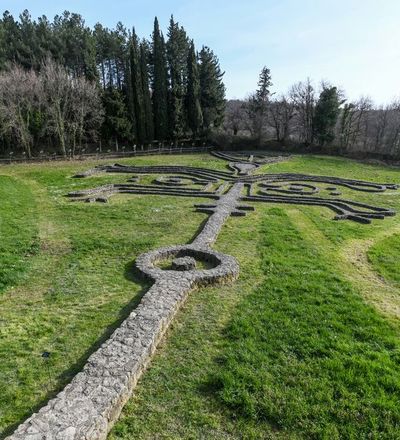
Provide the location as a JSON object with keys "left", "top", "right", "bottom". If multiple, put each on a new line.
{"left": 129, "top": 28, "right": 146, "bottom": 143}
{"left": 140, "top": 41, "right": 154, "bottom": 142}
{"left": 167, "top": 16, "right": 189, "bottom": 139}
{"left": 185, "top": 41, "right": 202, "bottom": 136}
{"left": 151, "top": 17, "right": 168, "bottom": 141}
{"left": 198, "top": 46, "right": 226, "bottom": 133}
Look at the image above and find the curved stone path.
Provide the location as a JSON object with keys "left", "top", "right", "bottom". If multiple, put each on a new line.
{"left": 8, "top": 152, "right": 398, "bottom": 439}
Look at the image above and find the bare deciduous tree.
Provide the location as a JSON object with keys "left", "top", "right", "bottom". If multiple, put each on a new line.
{"left": 223, "top": 99, "right": 246, "bottom": 135}
{"left": 0, "top": 65, "right": 40, "bottom": 157}
{"left": 385, "top": 101, "right": 400, "bottom": 155}
{"left": 268, "top": 95, "right": 295, "bottom": 143}
{"left": 289, "top": 78, "right": 315, "bottom": 145}
{"left": 41, "top": 59, "right": 103, "bottom": 156}
{"left": 338, "top": 97, "right": 372, "bottom": 152}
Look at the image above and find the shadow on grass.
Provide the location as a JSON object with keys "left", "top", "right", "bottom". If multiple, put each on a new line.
{"left": 1, "top": 260, "right": 151, "bottom": 440}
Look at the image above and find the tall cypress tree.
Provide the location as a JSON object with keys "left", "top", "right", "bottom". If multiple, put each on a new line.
{"left": 167, "top": 16, "right": 189, "bottom": 139}
{"left": 140, "top": 40, "right": 154, "bottom": 142}
{"left": 198, "top": 46, "right": 226, "bottom": 133}
{"left": 129, "top": 28, "right": 146, "bottom": 143}
{"left": 151, "top": 17, "right": 168, "bottom": 141}
{"left": 185, "top": 41, "right": 202, "bottom": 136}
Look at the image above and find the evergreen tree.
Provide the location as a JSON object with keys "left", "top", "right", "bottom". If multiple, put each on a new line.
{"left": 185, "top": 41, "right": 202, "bottom": 136}
{"left": 167, "top": 16, "right": 189, "bottom": 139}
{"left": 52, "top": 11, "right": 97, "bottom": 80}
{"left": 245, "top": 66, "right": 272, "bottom": 144}
{"left": 1, "top": 11, "right": 20, "bottom": 66}
{"left": 313, "top": 85, "right": 341, "bottom": 146}
{"left": 101, "top": 87, "right": 132, "bottom": 147}
{"left": 140, "top": 41, "right": 154, "bottom": 142}
{"left": 113, "top": 22, "right": 129, "bottom": 89}
{"left": 129, "top": 28, "right": 146, "bottom": 143}
{"left": 255, "top": 66, "right": 272, "bottom": 104}
{"left": 18, "top": 10, "right": 37, "bottom": 69}
{"left": 93, "top": 23, "right": 109, "bottom": 89}
{"left": 198, "top": 46, "right": 225, "bottom": 133}
{"left": 151, "top": 17, "right": 169, "bottom": 141}
{"left": 36, "top": 15, "right": 56, "bottom": 66}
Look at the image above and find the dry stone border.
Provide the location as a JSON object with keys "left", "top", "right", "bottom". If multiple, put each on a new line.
{"left": 211, "top": 150, "right": 289, "bottom": 165}
{"left": 154, "top": 175, "right": 210, "bottom": 186}
{"left": 260, "top": 182, "right": 320, "bottom": 195}
{"left": 8, "top": 152, "right": 399, "bottom": 439}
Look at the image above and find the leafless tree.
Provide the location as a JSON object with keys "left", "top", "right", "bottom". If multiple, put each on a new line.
{"left": 68, "top": 76, "right": 104, "bottom": 155}
{"left": 338, "top": 96, "right": 372, "bottom": 152}
{"left": 289, "top": 78, "right": 315, "bottom": 145}
{"left": 372, "top": 104, "right": 391, "bottom": 152}
{"left": 268, "top": 94, "right": 295, "bottom": 142}
{"left": 384, "top": 101, "right": 400, "bottom": 155}
{"left": 223, "top": 99, "right": 247, "bottom": 135}
{"left": 40, "top": 59, "right": 103, "bottom": 156}
{"left": 0, "top": 65, "right": 41, "bottom": 157}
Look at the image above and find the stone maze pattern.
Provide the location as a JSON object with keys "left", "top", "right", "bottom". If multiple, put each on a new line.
{"left": 8, "top": 152, "right": 398, "bottom": 440}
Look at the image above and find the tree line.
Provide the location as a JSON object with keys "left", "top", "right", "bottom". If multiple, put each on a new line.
{"left": 224, "top": 68, "right": 400, "bottom": 159}
{"left": 0, "top": 10, "right": 225, "bottom": 157}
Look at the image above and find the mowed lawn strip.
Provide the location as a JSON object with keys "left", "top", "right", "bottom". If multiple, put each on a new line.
{"left": 368, "top": 233, "right": 400, "bottom": 287}
{"left": 0, "top": 176, "right": 39, "bottom": 292}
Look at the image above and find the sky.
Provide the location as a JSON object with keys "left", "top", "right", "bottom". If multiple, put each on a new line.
{"left": 2, "top": 0, "right": 400, "bottom": 104}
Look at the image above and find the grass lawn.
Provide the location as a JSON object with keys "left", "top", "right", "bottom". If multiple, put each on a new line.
{"left": 0, "top": 153, "right": 400, "bottom": 439}
{"left": 368, "top": 234, "right": 400, "bottom": 287}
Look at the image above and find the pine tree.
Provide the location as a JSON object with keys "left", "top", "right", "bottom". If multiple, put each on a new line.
{"left": 185, "top": 41, "right": 202, "bottom": 136}
{"left": 167, "top": 16, "right": 189, "bottom": 139}
{"left": 313, "top": 85, "right": 340, "bottom": 146}
{"left": 140, "top": 41, "right": 154, "bottom": 142}
{"left": 129, "top": 28, "right": 146, "bottom": 143}
{"left": 245, "top": 66, "right": 272, "bottom": 144}
{"left": 255, "top": 67, "right": 272, "bottom": 105}
{"left": 1, "top": 11, "right": 20, "bottom": 66}
{"left": 101, "top": 87, "right": 132, "bottom": 147}
{"left": 151, "top": 17, "right": 168, "bottom": 141}
{"left": 198, "top": 46, "right": 225, "bottom": 133}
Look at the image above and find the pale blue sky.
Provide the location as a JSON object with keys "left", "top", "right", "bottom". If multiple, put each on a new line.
{"left": 2, "top": 0, "right": 399, "bottom": 103}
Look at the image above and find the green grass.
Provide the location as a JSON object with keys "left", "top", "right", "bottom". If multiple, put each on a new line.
{"left": 1, "top": 153, "right": 400, "bottom": 439}
{"left": 0, "top": 176, "right": 39, "bottom": 291}
{"left": 214, "top": 209, "right": 400, "bottom": 439}
{"left": 0, "top": 154, "right": 213, "bottom": 437}
{"left": 368, "top": 234, "right": 400, "bottom": 287}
